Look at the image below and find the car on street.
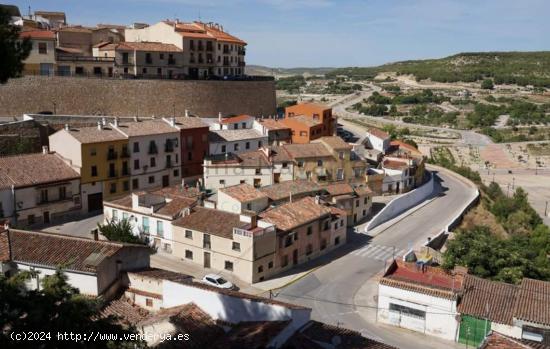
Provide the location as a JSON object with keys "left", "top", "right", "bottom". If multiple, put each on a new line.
{"left": 202, "top": 274, "right": 235, "bottom": 290}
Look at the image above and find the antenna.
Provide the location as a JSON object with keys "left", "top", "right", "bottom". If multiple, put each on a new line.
{"left": 198, "top": 9, "right": 201, "bottom": 21}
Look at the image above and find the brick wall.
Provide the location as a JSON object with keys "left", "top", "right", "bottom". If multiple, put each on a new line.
{"left": 0, "top": 76, "right": 277, "bottom": 118}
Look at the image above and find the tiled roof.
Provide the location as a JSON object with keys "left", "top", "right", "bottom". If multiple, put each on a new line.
{"left": 101, "top": 295, "right": 151, "bottom": 326}
{"left": 128, "top": 268, "right": 192, "bottom": 284}
{"left": 256, "top": 118, "right": 290, "bottom": 131}
{"left": 237, "top": 150, "right": 271, "bottom": 167}
{"left": 0, "top": 152, "right": 80, "bottom": 189}
{"left": 220, "top": 114, "right": 253, "bottom": 124}
{"left": 283, "top": 143, "right": 333, "bottom": 159}
{"left": 104, "top": 193, "right": 197, "bottom": 220}
{"left": 57, "top": 26, "right": 93, "bottom": 33}
{"left": 323, "top": 183, "right": 354, "bottom": 197}
{"left": 173, "top": 207, "right": 247, "bottom": 239}
{"left": 260, "top": 196, "right": 331, "bottom": 231}
{"left": 219, "top": 183, "right": 268, "bottom": 203}
{"left": 259, "top": 180, "right": 322, "bottom": 202}
{"left": 113, "top": 120, "right": 178, "bottom": 137}
{"left": 209, "top": 129, "right": 265, "bottom": 142}
{"left": 173, "top": 117, "right": 209, "bottom": 129}
{"left": 269, "top": 145, "right": 293, "bottom": 163}
{"left": 380, "top": 261, "right": 463, "bottom": 300}
{"left": 0, "top": 229, "right": 10, "bottom": 262}
{"left": 368, "top": 128, "right": 390, "bottom": 140}
{"left": 288, "top": 115, "right": 323, "bottom": 127}
{"left": 3, "top": 229, "right": 146, "bottom": 273}
{"left": 20, "top": 30, "right": 55, "bottom": 40}
{"left": 63, "top": 125, "right": 127, "bottom": 144}
{"left": 383, "top": 159, "right": 409, "bottom": 170}
{"left": 216, "top": 321, "right": 290, "bottom": 348}
{"left": 315, "top": 136, "right": 352, "bottom": 150}
{"left": 106, "top": 41, "right": 183, "bottom": 52}
{"left": 289, "top": 320, "right": 397, "bottom": 349}
{"left": 286, "top": 102, "right": 331, "bottom": 113}
{"left": 166, "top": 21, "right": 246, "bottom": 45}
{"left": 459, "top": 275, "right": 518, "bottom": 325}
{"left": 513, "top": 278, "right": 550, "bottom": 326}
{"left": 354, "top": 185, "right": 373, "bottom": 196}
{"left": 203, "top": 22, "right": 246, "bottom": 45}
{"left": 390, "top": 140, "right": 422, "bottom": 155}
{"left": 480, "top": 332, "right": 538, "bottom": 349}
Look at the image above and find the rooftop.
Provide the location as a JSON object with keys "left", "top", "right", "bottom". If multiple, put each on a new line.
{"left": 286, "top": 102, "right": 331, "bottom": 112}
{"left": 20, "top": 29, "right": 55, "bottom": 40}
{"left": 173, "top": 207, "right": 248, "bottom": 239}
{"left": 380, "top": 261, "right": 464, "bottom": 300}
{"left": 173, "top": 117, "right": 209, "bottom": 129}
{"left": 314, "top": 136, "right": 352, "bottom": 150}
{"left": 114, "top": 120, "right": 178, "bottom": 137}
{"left": 368, "top": 127, "right": 390, "bottom": 140}
{"left": 287, "top": 115, "right": 323, "bottom": 127}
{"left": 259, "top": 180, "right": 322, "bottom": 202}
{"left": 209, "top": 129, "right": 265, "bottom": 142}
{"left": 383, "top": 159, "right": 409, "bottom": 170}
{"left": 165, "top": 20, "right": 246, "bottom": 45}
{"left": 219, "top": 114, "right": 254, "bottom": 124}
{"left": 0, "top": 152, "right": 79, "bottom": 190}
{"left": 513, "top": 278, "right": 550, "bottom": 327}
{"left": 101, "top": 41, "right": 182, "bottom": 52}
{"left": 323, "top": 183, "right": 354, "bottom": 197}
{"left": 260, "top": 196, "right": 331, "bottom": 231}
{"left": 283, "top": 143, "right": 333, "bottom": 159}
{"left": 219, "top": 183, "right": 268, "bottom": 203}
{"left": 128, "top": 268, "right": 192, "bottom": 284}
{"left": 256, "top": 118, "right": 291, "bottom": 131}
{"left": 63, "top": 125, "right": 127, "bottom": 144}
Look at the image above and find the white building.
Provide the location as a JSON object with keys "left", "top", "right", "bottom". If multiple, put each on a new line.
{"left": 208, "top": 114, "right": 256, "bottom": 130}
{"left": 377, "top": 260, "right": 463, "bottom": 342}
{"left": 208, "top": 128, "right": 268, "bottom": 156}
{"left": 217, "top": 183, "right": 269, "bottom": 214}
{"left": 365, "top": 128, "right": 391, "bottom": 153}
{"left": 0, "top": 150, "right": 81, "bottom": 227}
{"left": 111, "top": 118, "right": 181, "bottom": 190}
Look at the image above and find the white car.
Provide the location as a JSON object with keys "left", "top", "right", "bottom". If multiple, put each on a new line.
{"left": 202, "top": 274, "right": 235, "bottom": 290}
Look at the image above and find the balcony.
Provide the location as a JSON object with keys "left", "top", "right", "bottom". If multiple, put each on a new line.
{"left": 198, "top": 58, "right": 204, "bottom": 64}
{"left": 168, "top": 58, "right": 176, "bottom": 65}
{"left": 164, "top": 142, "right": 175, "bottom": 152}
{"left": 203, "top": 241, "right": 211, "bottom": 250}
{"left": 121, "top": 149, "right": 130, "bottom": 158}
{"left": 166, "top": 161, "right": 173, "bottom": 169}
{"left": 122, "top": 166, "right": 129, "bottom": 176}
{"left": 223, "top": 49, "right": 229, "bottom": 54}
{"left": 108, "top": 170, "right": 118, "bottom": 178}
{"left": 107, "top": 151, "right": 118, "bottom": 160}
{"left": 148, "top": 144, "right": 158, "bottom": 155}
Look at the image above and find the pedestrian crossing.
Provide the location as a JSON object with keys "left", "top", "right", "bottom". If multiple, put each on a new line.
{"left": 350, "top": 243, "right": 406, "bottom": 261}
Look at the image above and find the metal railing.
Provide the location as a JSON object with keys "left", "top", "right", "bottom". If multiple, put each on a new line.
{"left": 22, "top": 70, "right": 274, "bottom": 81}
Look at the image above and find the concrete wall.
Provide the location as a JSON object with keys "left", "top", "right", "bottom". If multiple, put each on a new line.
{"left": 16, "top": 263, "right": 99, "bottom": 295}
{"left": 366, "top": 171, "right": 434, "bottom": 232}
{"left": 0, "top": 76, "right": 276, "bottom": 118}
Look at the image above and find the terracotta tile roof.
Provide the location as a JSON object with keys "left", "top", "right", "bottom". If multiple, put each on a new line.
{"left": 56, "top": 46, "right": 84, "bottom": 54}
{"left": 34, "top": 11, "right": 66, "bottom": 17}
{"left": 354, "top": 185, "right": 373, "bottom": 196}
{"left": 383, "top": 159, "right": 409, "bottom": 170}
{"left": 3, "top": 229, "right": 147, "bottom": 273}
{"left": 257, "top": 118, "right": 290, "bottom": 131}
{"left": 101, "top": 295, "right": 151, "bottom": 326}
{"left": 219, "top": 183, "right": 268, "bottom": 203}
{"left": 459, "top": 275, "right": 519, "bottom": 325}
{"left": 283, "top": 143, "right": 333, "bottom": 159}
{"left": 58, "top": 26, "right": 93, "bottom": 33}
{"left": 167, "top": 21, "right": 246, "bottom": 45}
{"left": 390, "top": 140, "right": 422, "bottom": 155}
{"left": 0, "top": 152, "right": 80, "bottom": 189}
{"left": 323, "top": 183, "right": 354, "bottom": 197}
{"left": 289, "top": 320, "right": 397, "bottom": 349}
{"left": 63, "top": 125, "right": 127, "bottom": 144}
{"left": 209, "top": 129, "right": 265, "bottom": 142}
{"left": 202, "top": 22, "right": 246, "bottom": 45}
{"left": 0, "top": 229, "right": 10, "bottom": 262}
{"left": 153, "top": 185, "right": 203, "bottom": 199}
{"left": 173, "top": 207, "right": 247, "bottom": 239}
{"left": 481, "top": 332, "right": 537, "bottom": 349}
{"left": 173, "top": 117, "right": 209, "bottom": 129}
{"left": 128, "top": 268, "right": 192, "bottom": 284}
{"left": 315, "top": 136, "right": 352, "bottom": 150}
{"left": 20, "top": 30, "right": 55, "bottom": 40}
{"left": 259, "top": 180, "right": 322, "bottom": 202}
{"left": 269, "top": 145, "right": 293, "bottom": 163}
{"left": 380, "top": 261, "right": 463, "bottom": 300}
{"left": 286, "top": 102, "right": 331, "bottom": 113}
{"left": 215, "top": 321, "right": 290, "bottom": 348}
{"left": 368, "top": 128, "right": 390, "bottom": 140}
{"left": 113, "top": 120, "right": 178, "bottom": 137}
{"left": 104, "top": 193, "right": 197, "bottom": 220}
{"left": 220, "top": 114, "right": 253, "bottom": 124}
{"left": 237, "top": 150, "right": 271, "bottom": 167}
{"left": 513, "top": 278, "right": 550, "bottom": 326}
{"left": 260, "top": 197, "right": 331, "bottom": 231}
{"left": 288, "top": 114, "right": 323, "bottom": 127}
{"left": 108, "top": 41, "right": 182, "bottom": 52}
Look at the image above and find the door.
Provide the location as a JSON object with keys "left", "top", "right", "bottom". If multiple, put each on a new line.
{"left": 292, "top": 249, "right": 298, "bottom": 265}
{"left": 189, "top": 68, "right": 199, "bottom": 79}
{"left": 162, "top": 175, "right": 169, "bottom": 187}
{"left": 43, "top": 211, "right": 50, "bottom": 224}
{"left": 274, "top": 173, "right": 280, "bottom": 184}
{"left": 87, "top": 193, "right": 103, "bottom": 212}
{"left": 204, "top": 252, "right": 211, "bottom": 268}
{"left": 40, "top": 63, "right": 53, "bottom": 76}
{"left": 396, "top": 182, "right": 400, "bottom": 194}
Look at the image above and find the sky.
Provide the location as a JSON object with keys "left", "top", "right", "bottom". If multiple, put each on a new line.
{"left": 9, "top": 0, "right": 550, "bottom": 68}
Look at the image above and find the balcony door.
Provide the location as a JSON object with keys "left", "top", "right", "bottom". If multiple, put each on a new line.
{"left": 204, "top": 252, "right": 211, "bottom": 268}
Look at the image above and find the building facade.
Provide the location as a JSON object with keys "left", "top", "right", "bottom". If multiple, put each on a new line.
{"left": 20, "top": 30, "right": 56, "bottom": 75}
{"left": 282, "top": 103, "right": 336, "bottom": 144}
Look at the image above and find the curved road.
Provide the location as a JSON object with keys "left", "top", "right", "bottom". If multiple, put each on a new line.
{"left": 274, "top": 167, "right": 476, "bottom": 349}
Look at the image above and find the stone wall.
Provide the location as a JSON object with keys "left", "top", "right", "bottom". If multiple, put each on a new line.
{"left": 0, "top": 119, "right": 48, "bottom": 155}
{"left": 0, "top": 76, "right": 277, "bottom": 118}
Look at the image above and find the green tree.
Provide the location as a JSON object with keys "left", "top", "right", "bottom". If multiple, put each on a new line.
{"left": 0, "top": 8, "right": 31, "bottom": 83}
{"left": 97, "top": 219, "right": 146, "bottom": 245}
{"left": 481, "top": 79, "right": 494, "bottom": 90}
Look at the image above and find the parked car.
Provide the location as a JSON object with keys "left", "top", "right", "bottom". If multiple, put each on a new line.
{"left": 202, "top": 274, "right": 235, "bottom": 290}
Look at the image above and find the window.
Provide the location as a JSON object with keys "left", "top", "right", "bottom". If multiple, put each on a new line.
{"left": 268, "top": 261, "right": 273, "bottom": 269}
{"left": 245, "top": 141, "right": 250, "bottom": 149}
{"left": 241, "top": 122, "right": 246, "bottom": 128}
{"left": 323, "top": 220, "right": 329, "bottom": 231}
{"left": 317, "top": 160, "right": 323, "bottom": 167}
{"left": 258, "top": 141, "right": 263, "bottom": 148}
{"left": 355, "top": 200, "right": 359, "bottom": 207}
{"left": 335, "top": 236, "right": 340, "bottom": 245}
{"left": 159, "top": 53, "right": 164, "bottom": 60}
{"left": 59, "top": 187, "right": 66, "bottom": 200}
{"left": 339, "top": 151, "right": 344, "bottom": 159}
{"left": 157, "top": 221, "right": 164, "bottom": 237}
{"left": 173, "top": 169, "right": 179, "bottom": 177}
{"left": 132, "top": 178, "right": 139, "bottom": 189}
{"left": 188, "top": 152, "right": 192, "bottom": 161}
{"left": 145, "top": 52, "right": 152, "bottom": 64}
{"left": 219, "top": 179, "right": 225, "bottom": 185}
{"left": 90, "top": 148, "right": 97, "bottom": 156}
{"left": 306, "top": 244, "right": 313, "bottom": 255}
{"left": 40, "top": 189, "right": 48, "bottom": 203}
{"left": 234, "top": 124, "right": 239, "bottom": 130}
{"left": 225, "top": 261, "right": 234, "bottom": 271}
{"left": 148, "top": 176, "right": 155, "bottom": 184}
{"left": 282, "top": 255, "right": 288, "bottom": 267}
{"left": 364, "top": 197, "right": 368, "bottom": 204}
{"left": 363, "top": 209, "right": 366, "bottom": 216}
{"left": 91, "top": 166, "right": 98, "bottom": 177}
{"left": 203, "top": 234, "right": 211, "bottom": 249}
{"left": 142, "top": 217, "right": 150, "bottom": 233}
{"left": 122, "top": 212, "right": 129, "bottom": 221}
{"left": 146, "top": 298, "right": 153, "bottom": 307}
{"left": 232, "top": 241, "right": 241, "bottom": 252}
{"left": 110, "top": 183, "right": 117, "bottom": 194}
{"left": 133, "top": 142, "right": 140, "bottom": 153}
{"left": 307, "top": 226, "right": 313, "bottom": 235}
{"left": 123, "top": 181, "right": 129, "bottom": 191}
{"left": 258, "top": 265, "right": 263, "bottom": 273}
{"left": 112, "top": 209, "right": 118, "bottom": 221}
{"left": 221, "top": 145, "right": 226, "bottom": 153}
{"left": 298, "top": 161, "right": 304, "bottom": 168}
{"left": 234, "top": 143, "right": 239, "bottom": 151}
{"left": 337, "top": 168, "right": 344, "bottom": 180}
{"left": 38, "top": 42, "right": 47, "bottom": 54}
{"left": 134, "top": 159, "right": 140, "bottom": 170}
{"left": 150, "top": 157, "right": 156, "bottom": 167}
{"left": 185, "top": 250, "right": 193, "bottom": 259}
{"left": 389, "top": 303, "right": 426, "bottom": 319}
{"left": 246, "top": 203, "right": 252, "bottom": 210}
{"left": 142, "top": 67, "right": 147, "bottom": 74}
{"left": 185, "top": 230, "right": 193, "bottom": 239}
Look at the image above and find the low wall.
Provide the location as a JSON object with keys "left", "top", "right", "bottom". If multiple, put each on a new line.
{"left": 0, "top": 76, "right": 277, "bottom": 118}
{"left": 366, "top": 171, "right": 435, "bottom": 232}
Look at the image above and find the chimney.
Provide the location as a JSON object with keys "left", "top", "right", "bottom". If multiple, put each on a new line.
{"left": 289, "top": 192, "right": 292, "bottom": 203}
{"left": 184, "top": 109, "right": 189, "bottom": 117}
{"left": 170, "top": 116, "right": 176, "bottom": 127}
{"left": 131, "top": 192, "right": 139, "bottom": 209}
{"left": 218, "top": 112, "right": 222, "bottom": 122}
{"left": 91, "top": 228, "right": 99, "bottom": 241}
{"left": 64, "top": 123, "right": 69, "bottom": 131}
{"left": 3, "top": 220, "right": 10, "bottom": 231}
{"left": 315, "top": 195, "right": 320, "bottom": 205}
{"left": 151, "top": 115, "right": 156, "bottom": 120}
{"left": 134, "top": 115, "right": 139, "bottom": 122}
{"left": 113, "top": 117, "right": 119, "bottom": 127}
{"left": 250, "top": 214, "right": 257, "bottom": 229}
{"left": 97, "top": 121, "right": 102, "bottom": 130}
{"left": 42, "top": 145, "right": 49, "bottom": 154}
{"left": 101, "top": 117, "right": 106, "bottom": 126}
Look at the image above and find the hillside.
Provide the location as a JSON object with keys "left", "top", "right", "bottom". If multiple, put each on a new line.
{"left": 246, "top": 65, "right": 336, "bottom": 77}
{"left": 327, "top": 51, "right": 550, "bottom": 87}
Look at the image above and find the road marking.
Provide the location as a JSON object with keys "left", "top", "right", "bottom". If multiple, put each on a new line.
{"left": 350, "top": 243, "right": 402, "bottom": 261}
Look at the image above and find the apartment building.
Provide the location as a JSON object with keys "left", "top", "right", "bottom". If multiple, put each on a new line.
{"left": 217, "top": 183, "right": 270, "bottom": 214}
{"left": 209, "top": 114, "right": 256, "bottom": 130}
{"left": 208, "top": 129, "right": 268, "bottom": 156}
{"left": 20, "top": 30, "right": 56, "bottom": 75}
{"left": 124, "top": 20, "right": 246, "bottom": 78}
{"left": 111, "top": 119, "right": 181, "bottom": 190}
{"left": 253, "top": 118, "right": 292, "bottom": 146}
{"left": 33, "top": 11, "right": 66, "bottom": 28}
{"left": 103, "top": 185, "right": 202, "bottom": 254}
{"left": 323, "top": 183, "right": 373, "bottom": 225}
{"left": 0, "top": 150, "right": 81, "bottom": 228}
{"left": 49, "top": 122, "right": 130, "bottom": 212}
{"left": 93, "top": 41, "right": 184, "bottom": 78}
{"left": 282, "top": 102, "right": 336, "bottom": 144}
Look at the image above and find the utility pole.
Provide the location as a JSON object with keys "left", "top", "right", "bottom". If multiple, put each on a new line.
{"left": 545, "top": 201, "right": 548, "bottom": 217}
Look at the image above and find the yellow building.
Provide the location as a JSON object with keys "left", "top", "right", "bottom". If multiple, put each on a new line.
{"left": 49, "top": 122, "right": 130, "bottom": 212}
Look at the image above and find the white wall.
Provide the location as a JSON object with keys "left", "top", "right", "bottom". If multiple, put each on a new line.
{"left": 16, "top": 263, "right": 99, "bottom": 295}
{"left": 204, "top": 165, "right": 273, "bottom": 192}
{"left": 125, "top": 22, "right": 182, "bottom": 49}
{"left": 209, "top": 136, "right": 268, "bottom": 156}
{"left": 366, "top": 133, "right": 390, "bottom": 153}
{"left": 378, "top": 283, "right": 459, "bottom": 341}
{"left": 216, "top": 190, "right": 269, "bottom": 214}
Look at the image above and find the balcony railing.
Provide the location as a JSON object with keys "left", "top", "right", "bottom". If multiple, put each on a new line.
{"left": 166, "top": 161, "right": 173, "bottom": 169}
{"left": 121, "top": 149, "right": 130, "bottom": 158}
{"left": 203, "top": 241, "right": 211, "bottom": 249}
{"left": 164, "top": 143, "right": 174, "bottom": 152}
{"left": 148, "top": 145, "right": 158, "bottom": 155}
{"left": 107, "top": 151, "right": 118, "bottom": 160}
{"left": 56, "top": 55, "right": 115, "bottom": 62}
{"left": 168, "top": 59, "right": 176, "bottom": 65}
{"left": 108, "top": 170, "right": 118, "bottom": 178}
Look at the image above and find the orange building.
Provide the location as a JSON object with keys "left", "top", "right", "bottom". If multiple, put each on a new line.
{"left": 282, "top": 102, "right": 336, "bottom": 144}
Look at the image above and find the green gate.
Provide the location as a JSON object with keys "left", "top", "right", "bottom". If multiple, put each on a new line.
{"left": 458, "top": 315, "right": 491, "bottom": 347}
